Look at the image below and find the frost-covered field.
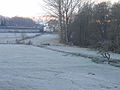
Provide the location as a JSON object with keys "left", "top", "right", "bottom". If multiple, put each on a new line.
{"left": 0, "top": 45, "right": 120, "bottom": 90}
{"left": 0, "top": 33, "right": 40, "bottom": 43}
{"left": 22, "top": 33, "right": 62, "bottom": 46}
{"left": 22, "top": 33, "right": 120, "bottom": 61}
{"left": 47, "top": 46, "right": 120, "bottom": 61}
{"left": 0, "top": 33, "right": 120, "bottom": 90}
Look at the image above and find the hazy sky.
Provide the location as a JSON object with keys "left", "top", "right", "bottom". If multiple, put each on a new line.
{"left": 0, "top": 0, "right": 45, "bottom": 17}
{"left": 0, "top": 0, "right": 118, "bottom": 17}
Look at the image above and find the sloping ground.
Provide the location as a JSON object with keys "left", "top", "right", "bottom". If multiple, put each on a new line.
{"left": 0, "top": 33, "right": 40, "bottom": 44}
{"left": 46, "top": 46, "right": 120, "bottom": 61}
{"left": 21, "top": 34, "right": 120, "bottom": 62}
{"left": 0, "top": 45, "right": 120, "bottom": 90}
{"left": 22, "top": 33, "right": 63, "bottom": 46}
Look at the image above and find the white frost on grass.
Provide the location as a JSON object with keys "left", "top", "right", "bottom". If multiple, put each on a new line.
{"left": 0, "top": 45, "right": 120, "bottom": 90}
{"left": 0, "top": 33, "right": 40, "bottom": 43}
{"left": 23, "top": 33, "right": 63, "bottom": 46}
{"left": 47, "top": 46, "right": 120, "bottom": 60}
{"left": 22, "top": 33, "right": 120, "bottom": 60}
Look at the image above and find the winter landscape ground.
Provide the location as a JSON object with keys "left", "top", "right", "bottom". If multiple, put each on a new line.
{"left": 0, "top": 33, "right": 120, "bottom": 90}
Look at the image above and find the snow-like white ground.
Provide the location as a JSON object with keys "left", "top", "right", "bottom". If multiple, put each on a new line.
{"left": 23, "top": 33, "right": 63, "bottom": 46}
{"left": 0, "top": 45, "right": 120, "bottom": 90}
{"left": 22, "top": 33, "right": 120, "bottom": 60}
{"left": 0, "top": 33, "right": 40, "bottom": 43}
{"left": 0, "top": 33, "right": 120, "bottom": 90}
{"left": 47, "top": 46, "right": 120, "bottom": 60}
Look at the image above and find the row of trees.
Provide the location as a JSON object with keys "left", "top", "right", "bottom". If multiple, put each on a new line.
{"left": 0, "top": 16, "right": 36, "bottom": 27}
{"left": 45, "top": 0, "right": 120, "bottom": 53}
{"left": 70, "top": 2, "right": 120, "bottom": 53}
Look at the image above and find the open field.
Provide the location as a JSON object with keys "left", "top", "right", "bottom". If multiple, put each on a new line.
{"left": 0, "top": 33, "right": 120, "bottom": 90}
{"left": 0, "top": 33, "right": 40, "bottom": 44}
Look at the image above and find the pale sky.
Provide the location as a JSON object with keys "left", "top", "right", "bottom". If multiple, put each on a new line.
{"left": 0, "top": 0, "right": 46, "bottom": 17}
{"left": 0, "top": 0, "right": 118, "bottom": 17}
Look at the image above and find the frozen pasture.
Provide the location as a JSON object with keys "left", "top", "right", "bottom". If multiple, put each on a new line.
{"left": 0, "top": 33, "right": 40, "bottom": 44}
{"left": 0, "top": 33, "right": 120, "bottom": 90}
{"left": 22, "top": 33, "right": 120, "bottom": 60}
{"left": 22, "top": 33, "right": 62, "bottom": 46}
{"left": 0, "top": 45, "right": 120, "bottom": 90}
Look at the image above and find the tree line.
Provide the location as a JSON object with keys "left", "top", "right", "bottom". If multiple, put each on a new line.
{"left": 45, "top": 0, "right": 120, "bottom": 53}
{"left": 0, "top": 16, "right": 37, "bottom": 27}
{"left": 70, "top": 1, "right": 120, "bottom": 53}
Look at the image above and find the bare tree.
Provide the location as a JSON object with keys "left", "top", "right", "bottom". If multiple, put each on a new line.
{"left": 44, "top": 0, "right": 82, "bottom": 42}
